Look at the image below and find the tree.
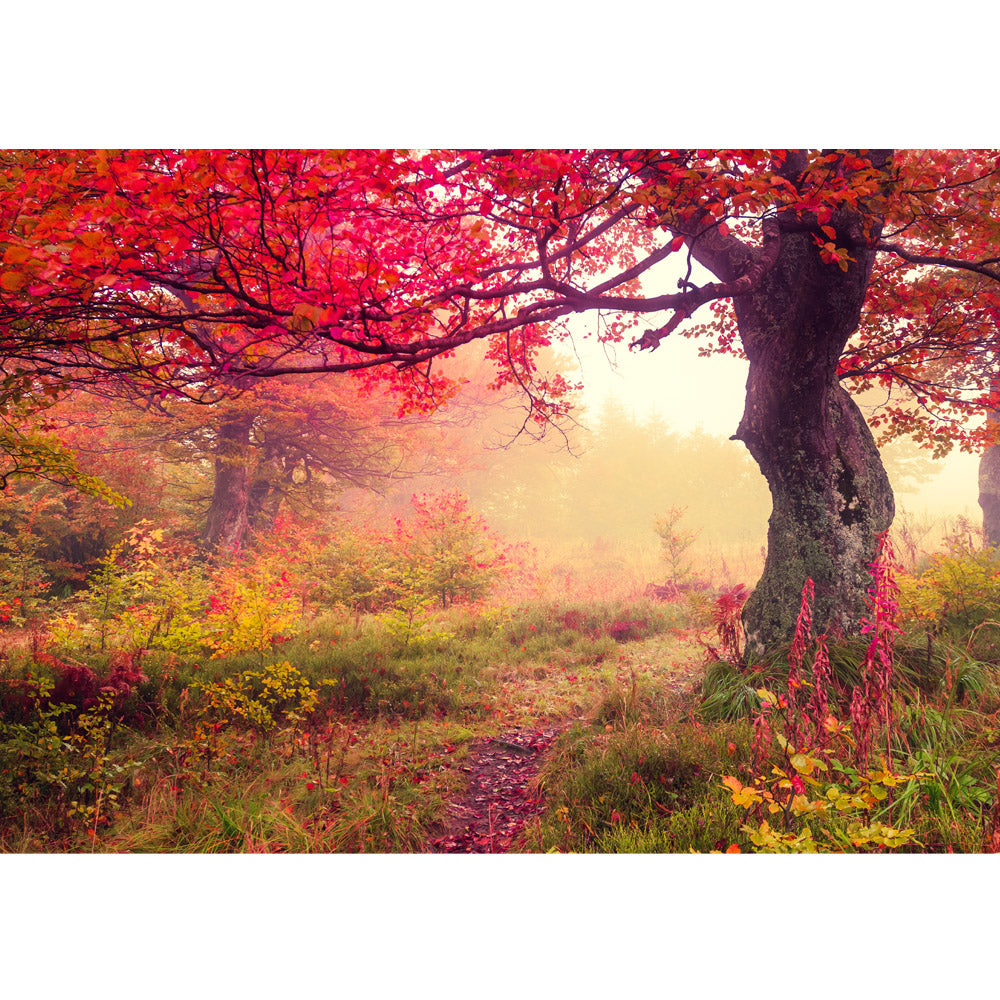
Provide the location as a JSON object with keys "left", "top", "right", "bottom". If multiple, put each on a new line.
{"left": 0, "top": 393, "right": 165, "bottom": 589}
{"left": 980, "top": 386, "right": 1000, "bottom": 546}
{"left": 4, "top": 149, "right": 1000, "bottom": 652}
{"left": 154, "top": 376, "right": 438, "bottom": 552}
{"left": 36, "top": 375, "right": 482, "bottom": 554}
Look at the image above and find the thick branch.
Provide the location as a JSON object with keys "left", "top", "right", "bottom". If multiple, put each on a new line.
{"left": 629, "top": 218, "right": 781, "bottom": 353}
{"left": 877, "top": 241, "right": 1000, "bottom": 282}
{"left": 667, "top": 211, "right": 760, "bottom": 283}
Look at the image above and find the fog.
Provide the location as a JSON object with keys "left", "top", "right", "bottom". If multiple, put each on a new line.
{"left": 347, "top": 329, "right": 983, "bottom": 600}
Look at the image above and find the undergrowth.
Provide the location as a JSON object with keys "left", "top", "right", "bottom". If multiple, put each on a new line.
{"left": 2, "top": 538, "right": 999, "bottom": 854}
{"left": 0, "top": 595, "right": 688, "bottom": 852}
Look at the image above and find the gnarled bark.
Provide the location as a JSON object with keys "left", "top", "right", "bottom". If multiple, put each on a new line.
{"left": 730, "top": 216, "right": 894, "bottom": 656}
{"left": 980, "top": 418, "right": 1000, "bottom": 548}
{"left": 979, "top": 359, "right": 1000, "bottom": 547}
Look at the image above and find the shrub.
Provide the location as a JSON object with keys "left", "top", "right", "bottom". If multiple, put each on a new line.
{"left": 898, "top": 543, "right": 1000, "bottom": 635}
{"left": 50, "top": 522, "right": 210, "bottom": 656}
{"left": 312, "top": 527, "right": 396, "bottom": 613}
{"left": 653, "top": 506, "right": 700, "bottom": 589}
{"left": 394, "top": 491, "right": 510, "bottom": 609}
{"left": 0, "top": 678, "right": 138, "bottom": 838}
{"left": 204, "top": 561, "right": 301, "bottom": 662}
{"left": 185, "top": 661, "right": 327, "bottom": 741}
{"left": 0, "top": 491, "right": 52, "bottom": 623}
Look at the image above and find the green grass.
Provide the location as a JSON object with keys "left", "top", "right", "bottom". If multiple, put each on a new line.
{"left": 525, "top": 718, "right": 755, "bottom": 853}
{"left": 0, "top": 594, "right": 693, "bottom": 852}
{"left": 3, "top": 588, "right": 999, "bottom": 854}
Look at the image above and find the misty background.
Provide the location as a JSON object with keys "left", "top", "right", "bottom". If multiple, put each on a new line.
{"left": 336, "top": 326, "right": 977, "bottom": 599}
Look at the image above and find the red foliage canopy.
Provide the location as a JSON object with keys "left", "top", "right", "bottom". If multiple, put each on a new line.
{"left": 1, "top": 149, "right": 999, "bottom": 447}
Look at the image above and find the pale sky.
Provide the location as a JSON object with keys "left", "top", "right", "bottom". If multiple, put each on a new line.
{"left": 569, "top": 329, "right": 747, "bottom": 437}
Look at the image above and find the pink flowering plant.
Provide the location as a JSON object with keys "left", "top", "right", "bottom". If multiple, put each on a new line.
{"left": 720, "top": 533, "right": 928, "bottom": 853}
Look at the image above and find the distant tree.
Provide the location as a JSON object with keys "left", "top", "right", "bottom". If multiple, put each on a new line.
{"left": 36, "top": 376, "right": 484, "bottom": 554}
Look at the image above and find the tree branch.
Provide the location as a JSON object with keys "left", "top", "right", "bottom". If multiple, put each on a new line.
{"left": 877, "top": 241, "right": 1000, "bottom": 282}
{"left": 628, "top": 217, "right": 781, "bottom": 353}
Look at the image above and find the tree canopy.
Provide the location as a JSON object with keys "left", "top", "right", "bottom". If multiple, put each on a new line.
{"left": 2, "top": 149, "right": 998, "bottom": 409}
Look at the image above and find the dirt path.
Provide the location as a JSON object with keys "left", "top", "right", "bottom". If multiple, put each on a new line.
{"left": 427, "top": 724, "right": 566, "bottom": 853}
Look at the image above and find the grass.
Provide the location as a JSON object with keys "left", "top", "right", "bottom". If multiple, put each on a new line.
{"left": 522, "top": 718, "right": 755, "bottom": 853}
{"left": 2, "top": 585, "right": 999, "bottom": 853}
{"left": 0, "top": 594, "right": 699, "bottom": 852}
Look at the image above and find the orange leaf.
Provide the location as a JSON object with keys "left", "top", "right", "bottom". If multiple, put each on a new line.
{"left": 0, "top": 272, "right": 27, "bottom": 292}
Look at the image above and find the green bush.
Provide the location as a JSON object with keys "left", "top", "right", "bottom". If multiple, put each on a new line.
{"left": 0, "top": 680, "right": 137, "bottom": 838}
{"left": 898, "top": 544, "right": 1000, "bottom": 635}
{"left": 49, "top": 522, "right": 210, "bottom": 656}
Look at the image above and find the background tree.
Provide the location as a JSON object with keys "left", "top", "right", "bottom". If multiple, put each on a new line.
{"left": 33, "top": 370, "right": 500, "bottom": 555}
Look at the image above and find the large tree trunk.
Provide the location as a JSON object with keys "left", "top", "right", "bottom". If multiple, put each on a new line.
{"left": 980, "top": 439, "right": 1000, "bottom": 548}
{"left": 203, "top": 413, "right": 254, "bottom": 552}
{"left": 979, "top": 368, "right": 1000, "bottom": 546}
{"left": 732, "top": 218, "right": 895, "bottom": 657}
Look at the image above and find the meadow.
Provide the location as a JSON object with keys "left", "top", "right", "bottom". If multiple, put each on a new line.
{"left": 2, "top": 510, "right": 997, "bottom": 854}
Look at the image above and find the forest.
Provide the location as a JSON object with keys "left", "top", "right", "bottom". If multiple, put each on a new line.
{"left": 1, "top": 148, "right": 1000, "bottom": 859}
